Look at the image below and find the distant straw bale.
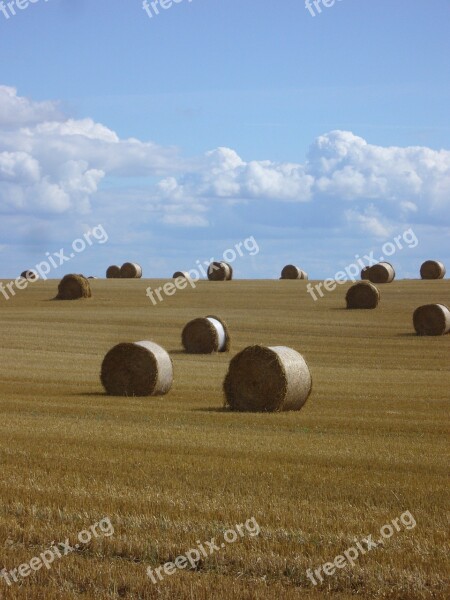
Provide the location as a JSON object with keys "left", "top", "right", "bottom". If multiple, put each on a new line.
{"left": 364, "top": 262, "right": 395, "bottom": 284}
{"left": 106, "top": 265, "right": 121, "bottom": 279}
{"left": 281, "top": 265, "right": 308, "bottom": 280}
{"left": 346, "top": 282, "right": 380, "bottom": 309}
{"left": 207, "top": 261, "right": 232, "bottom": 281}
{"left": 361, "top": 267, "right": 371, "bottom": 280}
{"left": 420, "top": 260, "right": 446, "bottom": 280}
{"left": 55, "top": 274, "right": 92, "bottom": 300}
{"left": 20, "top": 270, "right": 38, "bottom": 281}
{"left": 120, "top": 263, "right": 142, "bottom": 278}
{"left": 173, "top": 271, "right": 189, "bottom": 279}
{"left": 182, "top": 315, "right": 230, "bottom": 353}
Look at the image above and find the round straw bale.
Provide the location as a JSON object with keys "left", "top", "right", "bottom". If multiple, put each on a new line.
{"left": 366, "top": 262, "right": 395, "bottom": 284}
{"left": 88, "top": 276, "right": 98, "bottom": 279}
{"left": 182, "top": 315, "right": 230, "bottom": 353}
{"left": 101, "top": 341, "right": 173, "bottom": 396}
{"left": 361, "top": 267, "right": 371, "bottom": 280}
{"left": 224, "top": 345, "right": 312, "bottom": 412}
{"left": 173, "top": 271, "right": 189, "bottom": 279}
{"left": 20, "top": 270, "right": 38, "bottom": 281}
{"left": 413, "top": 304, "right": 450, "bottom": 336}
{"left": 281, "top": 265, "right": 301, "bottom": 279}
{"left": 420, "top": 260, "right": 446, "bottom": 280}
{"left": 207, "top": 261, "right": 231, "bottom": 281}
{"left": 55, "top": 274, "right": 92, "bottom": 300}
{"left": 346, "top": 282, "right": 380, "bottom": 309}
{"left": 106, "top": 265, "right": 121, "bottom": 278}
{"left": 120, "top": 262, "right": 142, "bottom": 278}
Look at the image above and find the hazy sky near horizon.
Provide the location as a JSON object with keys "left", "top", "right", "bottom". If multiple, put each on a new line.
{"left": 0, "top": 0, "right": 449, "bottom": 279}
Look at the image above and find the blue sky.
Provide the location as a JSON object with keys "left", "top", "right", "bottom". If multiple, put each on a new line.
{"left": 0, "top": 0, "right": 449, "bottom": 280}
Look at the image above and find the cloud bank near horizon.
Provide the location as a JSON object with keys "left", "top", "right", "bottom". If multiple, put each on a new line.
{"left": 0, "top": 86, "right": 448, "bottom": 278}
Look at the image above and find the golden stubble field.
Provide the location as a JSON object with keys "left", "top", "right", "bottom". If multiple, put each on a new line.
{"left": 0, "top": 278, "right": 449, "bottom": 599}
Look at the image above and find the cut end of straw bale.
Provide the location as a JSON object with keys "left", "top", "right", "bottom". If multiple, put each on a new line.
{"left": 224, "top": 262, "right": 233, "bottom": 280}
{"left": 280, "top": 265, "right": 308, "bottom": 279}
{"left": 207, "top": 261, "right": 232, "bottom": 281}
{"left": 100, "top": 341, "right": 173, "bottom": 396}
{"left": 182, "top": 315, "right": 230, "bottom": 354}
{"left": 55, "top": 274, "right": 92, "bottom": 300}
{"left": 223, "top": 345, "right": 312, "bottom": 412}
{"left": 173, "top": 271, "right": 189, "bottom": 279}
{"left": 413, "top": 304, "right": 450, "bottom": 336}
{"left": 120, "top": 262, "right": 142, "bottom": 278}
{"left": 346, "top": 282, "right": 380, "bottom": 309}
{"left": 106, "top": 265, "right": 121, "bottom": 279}
{"left": 420, "top": 260, "right": 446, "bottom": 280}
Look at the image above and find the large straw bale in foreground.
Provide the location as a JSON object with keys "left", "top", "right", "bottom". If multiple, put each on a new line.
{"left": 346, "top": 282, "right": 380, "bottom": 309}
{"left": 55, "top": 274, "right": 92, "bottom": 300}
{"left": 420, "top": 260, "right": 446, "bottom": 280}
{"left": 413, "top": 304, "right": 450, "bottom": 336}
{"left": 182, "top": 315, "right": 230, "bottom": 353}
{"left": 101, "top": 341, "right": 173, "bottom": 396}
{"left": 224, "top": 345, "right": 312, "bottom": 412}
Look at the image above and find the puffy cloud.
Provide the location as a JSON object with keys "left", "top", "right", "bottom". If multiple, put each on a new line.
{"left": 309, "top": 131, "right": 450, "bottom": 210}
{"left": 158, "top": 147, "right": 314, "bottom": 202}
{"left": 0, "top": 85, "right": 64, "bottom": 128}
{"left": 157, "top": 130, "right": 450, "bottom": 230}
{"left": 0, "top": 87, "right": 182, "bottom": 216}
{"left": 1, "top": 86, "right": 450, "bottom": 237}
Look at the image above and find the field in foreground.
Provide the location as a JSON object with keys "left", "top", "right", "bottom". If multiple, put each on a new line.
{"left": 0, "top": 278, "right": 449, "bottom": 599}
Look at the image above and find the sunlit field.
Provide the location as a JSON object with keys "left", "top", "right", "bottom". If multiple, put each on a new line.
{"left": 0, "top": 278, "right": 448, "bottom": 599}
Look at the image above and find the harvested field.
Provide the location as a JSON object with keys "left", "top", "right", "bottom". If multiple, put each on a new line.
{"left": 0, "top": 278, "right": 448, "bottom": 600}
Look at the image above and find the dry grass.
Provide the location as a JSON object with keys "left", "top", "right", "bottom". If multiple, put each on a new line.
{"left": 0, "top": 278, "right": 449, "bottom": 599}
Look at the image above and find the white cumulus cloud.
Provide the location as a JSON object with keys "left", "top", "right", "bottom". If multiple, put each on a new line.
{"left": 1, "top": 87, "right": 450, "bottom": 236}
{"left": 0, "top": 86, "right": 183, "bottom": 216}
{"left": 157, "top": 130, "right": 450, "bottom": 229}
